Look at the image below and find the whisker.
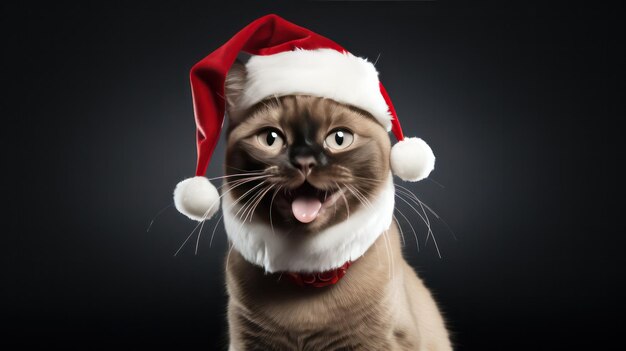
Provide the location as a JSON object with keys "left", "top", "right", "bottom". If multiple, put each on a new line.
{"left": 394, "top": 185, "right": 428, "bottom": 208}
{"left": 237, "top": 195, "right": 257, "bottom": 223}
{"left": 195, "top": 176, "right": 274, "bottom": 254}
{"left": 335, "top": 182, "right": 350, "bottom": 220}
{"left": 175, "top": 200, "right": 220, "bottom": 256}
{"left": 247, "top": 185, "right": 272, "bottom": 222}
{"left": 196, "top": 178, "right": 267, "bottom": 253}
{"left": 395, "top": 207, "right": 419, "bottom": 252}
{"left": 174, "top": 225, "right": 199, "bottom": 257}
{"left": 346, "top": 182, "right": 378, "bottom": 198}
{"left": 347, "top": 184, "right": 374, "bottom": 209}
{"left": 218, "top": 174, "right": 273, "bottom": 189}
{"left": 413, "top": 196, "right": 458, "bottom": 242}
{"left": 209, "top": 180, "right": 270, "bottom": 248}
{"left": 373, "top": 52, "right": 381, "bottom": 66}
{"left": 417, "top": 200, "right": 433, "bottom": 245}
{"left": 392, "top": 214, "right": 406, "bottom": 247}
{"left": 205, "top": 171, "right": 267, "bottom": 181}
{"left": 394, "top": 193, "right": 430, "bottom": 237}
{"left": 396, "top": 186, "right": 456, "bottom": 235}
{"left": 174, "top": 176, "right": 267, "bottom": 256}
{"left": 195, "top": 214, "right": 208, "bottom": 255}
{"left": 226, "top": 165, "right": 258, "bottom": 173}
{"left": 209, "top": 212, "right": 225, "bottom": 248}
{"left": 382, "top": 230, "right": 393, "bottom": 279}
{"left": 395, "top": 189, "right": 434, "bottom": 246}
{"left": 225, "top": 241, "right": 235, "bottom": 272}
{"left": 208, "top": 207, "right": 228, "bottom": 248}
{"left": 232, "top": 181, "right": 269, "bottom": 222}
{"left": 394, "top": 188, "right": 442, "bottom": 246}
{"left": 427, "top": 177, "right": 446, "bottom": 188}
{"left": 229, "top": 184, "right": 274, "bottom": 257}
{"left": 269, "top": 185, "right": 283, "bottom": 235}
{"left": 394, "top": 192, "right": 441, "bottom": 258}
{"left": 345, "top": 175, "right": 386, "bottom": 183}
{"left": 146, "top": 202, "right": 173, "bottom": 232}
{"left": 232, "top": 184, "right": 274, "bottom": 256}
{"left": 395, "top": 185, "right": 457, "bottom": 241}
{"left": 418, "top": 199, "right": 442, "bottom": 258}
{"left": 247, "top": 184, "right": 275, "bottom": 222}
{"left": 343, "top": 184, "right": 367, "bottom": 206}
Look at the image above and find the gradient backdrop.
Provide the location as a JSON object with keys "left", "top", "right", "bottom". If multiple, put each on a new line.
{"left": 3, "top": 1, "right": 624, "bottom": 349}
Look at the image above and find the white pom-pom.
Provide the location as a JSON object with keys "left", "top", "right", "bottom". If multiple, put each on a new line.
{"left": 173, "top": 176, "right": 220, "bottom": 221}
{"left": 390, "top": 137, "right": 436, "bottom": 182}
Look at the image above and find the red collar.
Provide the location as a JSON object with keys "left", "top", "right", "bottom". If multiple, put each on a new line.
{"left": 284, "top": 261, "right": 352, "bottom": 288}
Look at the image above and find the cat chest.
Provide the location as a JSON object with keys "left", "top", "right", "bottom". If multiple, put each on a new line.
{"left": 234, "top": 312, "right": 392, "bottom": 350}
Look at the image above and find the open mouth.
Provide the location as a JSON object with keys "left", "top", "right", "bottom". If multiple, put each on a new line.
{"left": 285, "top": 182, "right": 342, "bottom": 224}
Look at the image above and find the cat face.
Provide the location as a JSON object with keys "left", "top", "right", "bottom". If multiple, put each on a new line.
{"left": 225, "top": 94, "right": 391, "bottom": 235}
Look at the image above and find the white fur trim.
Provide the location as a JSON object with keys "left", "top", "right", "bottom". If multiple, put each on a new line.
{"left": 240, "top": 49, "right": 393, "bottom": 131}
{"left": 221, "top": 174, "right": 395, "bottom": 273}
{"left": 173, "top": 176, "right": 220, "bottom": 221}
{"left": 390, "top": 137, "right": 435, "bottom": 182}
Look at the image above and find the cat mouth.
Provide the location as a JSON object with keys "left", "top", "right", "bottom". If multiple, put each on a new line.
{"left": 285, "top": 182, "right": 343, "bottom": 224}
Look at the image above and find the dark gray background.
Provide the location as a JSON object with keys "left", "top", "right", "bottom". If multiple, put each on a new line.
{"left": 2, "top": 1, "right": 624, "bottom": 349}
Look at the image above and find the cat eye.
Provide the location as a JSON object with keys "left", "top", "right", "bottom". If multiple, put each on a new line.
{"left": 325, "top": 129, "right": 354, "bottom": 150}
{"left": 257, "top": 129, "right": 285, "bottom": 152}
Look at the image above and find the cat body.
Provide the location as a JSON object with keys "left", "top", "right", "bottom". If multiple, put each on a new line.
{"left": 221, "top": 89, "right": 452, "bottom": 350}
{"left": 226, "top": 221, "right": 450, "bottom": 351}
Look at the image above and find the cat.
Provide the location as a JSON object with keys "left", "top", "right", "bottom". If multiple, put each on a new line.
{"left": 220, "top": 62, "right": 452, "bottom": 351}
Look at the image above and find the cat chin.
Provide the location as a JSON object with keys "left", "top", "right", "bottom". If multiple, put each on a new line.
{"left": 222, "top": 173, "right": 396, "bottom": 273}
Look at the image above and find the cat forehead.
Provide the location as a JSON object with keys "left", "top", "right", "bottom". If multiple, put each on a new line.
{"left": 235, "top": 95, "right": 379, "bottom": 128}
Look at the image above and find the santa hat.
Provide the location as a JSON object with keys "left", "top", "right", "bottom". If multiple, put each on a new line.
{"left": 174, "top": 14, "right": 435, "bottom": 221}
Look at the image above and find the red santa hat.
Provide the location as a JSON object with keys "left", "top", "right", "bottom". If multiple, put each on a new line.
{"left": 174, "top": 14, "right": 435, "bottom": 221}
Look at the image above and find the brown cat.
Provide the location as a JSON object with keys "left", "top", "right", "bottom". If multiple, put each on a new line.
{"left": 220, "top": 63, "right": 452, "bottom": 351}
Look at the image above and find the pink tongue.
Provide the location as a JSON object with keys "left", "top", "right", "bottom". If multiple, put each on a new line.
{"left": 291, "top": 197, "right": 322, "bottom": 223}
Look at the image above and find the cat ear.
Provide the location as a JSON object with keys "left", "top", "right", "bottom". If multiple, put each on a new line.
{"left": 390, "top": 137, "right": 435, "bottom": 182}
{"left": 225, "top": 60, "right": 247, "bottom": 113}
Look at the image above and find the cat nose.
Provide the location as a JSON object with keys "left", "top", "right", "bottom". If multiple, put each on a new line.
{"left": 293, "top": 156, "right": 316, "bottom": 175}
